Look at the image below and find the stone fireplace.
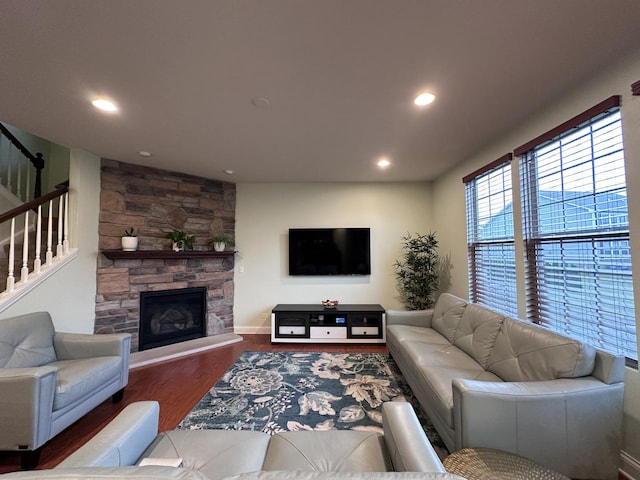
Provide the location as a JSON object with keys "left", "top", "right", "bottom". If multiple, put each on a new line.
{"left": 94, "top": 159, "right": 236, "bottom": 352}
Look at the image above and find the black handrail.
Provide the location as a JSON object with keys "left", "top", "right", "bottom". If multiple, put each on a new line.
{"left": 0, "top": 182, "right": 68, "bottom": 225}
{"left": 0, "top": 123, "right": 45, "bottom": 198}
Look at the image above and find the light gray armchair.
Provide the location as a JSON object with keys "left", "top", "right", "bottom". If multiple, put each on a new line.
{"left": 0, "top": 311, "right": 131, "bottom": 469}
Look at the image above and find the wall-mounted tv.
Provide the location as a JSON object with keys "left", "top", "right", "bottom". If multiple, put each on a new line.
{"left": 288, "top": 228, "right": 371, "bottom": 276}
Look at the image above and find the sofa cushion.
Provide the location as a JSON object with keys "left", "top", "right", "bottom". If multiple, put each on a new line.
{"left": 486, "top": 317, "right": 596, "bottom": 381}
{"left": 0, "top": 312, "right": 57, "bottom": 368}
{"left": 141, "top": 430, "right": 270, "bottom": 480}
{"left": 430, "top": 294, "right": 467, "bottom": 344}
{"left": 262, "top": 431, "right": 391, "bottom": 472}
{"left": 452, "top": 304, "right": 504, "bottom": 369}
{"left": 52, "top": 357, "right": 123, "bottom": 410}
{"left": 225, "top": 473, "right": 467, "bottom": 480}
{"left": 413, "top": 351, "right": 502, "bottom": 428}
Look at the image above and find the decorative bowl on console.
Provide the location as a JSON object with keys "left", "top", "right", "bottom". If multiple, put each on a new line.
{"left": 322, "top": 299, "right": 339, "bottom": 309}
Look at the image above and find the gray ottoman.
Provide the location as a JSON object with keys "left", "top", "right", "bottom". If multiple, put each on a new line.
{"left": 443, "top": 448, "right": 570, "bottom": 480}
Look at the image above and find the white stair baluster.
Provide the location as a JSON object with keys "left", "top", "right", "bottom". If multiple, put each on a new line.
{"left": 25, "top": 169, "right": 31, "bottom": 202}
{"left": 7, "top": 218, "right": 15, "bottom": 292}
{"left": 7, "top": 150, "right": 12, "bottom": 193}
{"left": 57, "top": 197, "right": 63, "bottom": 257}
{"left": 46, "top": 200, "right": 53, "bottom": 264}
{"left": 21, "top": 211, "right": 29, "bottom": 282}
{"left": 16, "top": 163, "right": 22, "bottom": 201}
{"left": 63, "top": 192, "right": 69, "bottom": 253}
{"left": 34, "top": 205, "right": 42, "bottom": 274}
{"left": 0, "top": 139, "right": 6, "bottom": 188}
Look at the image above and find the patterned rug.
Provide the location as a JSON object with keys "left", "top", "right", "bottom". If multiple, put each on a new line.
{"left": 178, "top": 351, "right": 445, "bottom": 450}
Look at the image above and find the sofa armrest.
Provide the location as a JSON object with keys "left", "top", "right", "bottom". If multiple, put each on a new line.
{"left": 58, "top": 401, "right": 160, "bottom": 467}
{"left": 54, "top": 332, "right": 131, "bottom": 360}
{"left": 0, "top": 466, "right": 210, "bottom": 480}
{"left": 385, "top": 310, "right": 434, "bottom": 328}
{"left": 382, "top": 402, "right": 446, "bottom": 472}
{"left": 452, "top": 377, "right": 623, "bottom": 479}
{"left": 0, "top": 367, "right": 57, "bottom": 450}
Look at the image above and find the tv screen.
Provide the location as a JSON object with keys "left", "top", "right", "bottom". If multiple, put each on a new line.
{"left": 288, "top": 228, "right": 371, "bottom": 276}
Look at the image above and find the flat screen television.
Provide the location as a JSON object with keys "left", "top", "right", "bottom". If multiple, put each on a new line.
{"left": 288, "top": 228, "right": 371, "bottom": 276}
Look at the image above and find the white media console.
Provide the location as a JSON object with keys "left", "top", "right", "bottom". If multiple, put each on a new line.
{"left": 271, "top": 304, "right": 386, "bottom": 344}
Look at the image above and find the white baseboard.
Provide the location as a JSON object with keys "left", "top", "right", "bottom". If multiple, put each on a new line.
{"left": 234, "top": 326, "right": 271, "bottom": 335}
{"left": 620, "top": 451, "right": 640, "bottom": 480}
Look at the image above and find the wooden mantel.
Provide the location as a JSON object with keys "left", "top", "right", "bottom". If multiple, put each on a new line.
{"left": 101, "top": 250, "right": 236, "bottom": 260}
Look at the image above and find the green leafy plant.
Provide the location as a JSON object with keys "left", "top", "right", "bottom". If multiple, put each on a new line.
{"left": 165, "top": 229, "right": 196, "bottom": 251}
{"left": 207, "top": 235, "right": 234, "bottom": 246}
{"left": 123, "top": 228, "right": 137, "bottom": 237}
{"left": 393, "top": 232, "right": 440, "bottom": 310}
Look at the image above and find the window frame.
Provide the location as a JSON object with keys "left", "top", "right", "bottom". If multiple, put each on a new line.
{"left": 464, "top": 153, "right": 518, "bottom": 318}
{"left": 516, "top": 96, "right": 637, "bottom": 365}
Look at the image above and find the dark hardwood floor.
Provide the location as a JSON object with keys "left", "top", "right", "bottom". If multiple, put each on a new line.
{"left": 0, "top": 334, "right": 387, "bottom": 473}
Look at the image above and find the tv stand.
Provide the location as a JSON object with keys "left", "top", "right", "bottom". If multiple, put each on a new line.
{"left": 271, "top": 304, "right": 385, "bottom": 344}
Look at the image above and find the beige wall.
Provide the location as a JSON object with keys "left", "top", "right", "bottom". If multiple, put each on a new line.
{"left": 431, "top": 47, "right": 640, "bottom": 460}
{"left": 233, "top": 182, "right": 433, "bottom": 333}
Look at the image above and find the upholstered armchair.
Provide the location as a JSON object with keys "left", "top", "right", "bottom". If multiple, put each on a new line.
{"left": 0, "top": 311, "right": 131, "bottom": 469}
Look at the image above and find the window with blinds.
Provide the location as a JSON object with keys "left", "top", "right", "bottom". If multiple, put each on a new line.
{"left": 518, "top": 98, "right": 637, "bottom": 363}
{"left": 464, "top": 155, "right": 518, "bottom": 318}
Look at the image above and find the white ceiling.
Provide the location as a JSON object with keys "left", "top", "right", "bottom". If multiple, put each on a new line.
{"left": 1, "top": 1, "right": 640, "bottom": 183}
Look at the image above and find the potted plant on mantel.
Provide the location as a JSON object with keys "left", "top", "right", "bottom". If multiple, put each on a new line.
{"left": 165, "top": 229, "right": 196, "bottom": 252}
{"left": 207, "top": 234, "right": 234, "bottom": 252}
{"left": 121, "top": 228, "right": 139, "bottom": 251}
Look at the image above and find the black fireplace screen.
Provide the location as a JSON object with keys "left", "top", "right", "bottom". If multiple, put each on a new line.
{"left": 139, "top": 287, "right": 207, "bottom": 351}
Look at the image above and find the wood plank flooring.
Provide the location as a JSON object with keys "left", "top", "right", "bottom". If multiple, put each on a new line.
{"left": 0, "top": 334, "right": 387, "bottom": 473}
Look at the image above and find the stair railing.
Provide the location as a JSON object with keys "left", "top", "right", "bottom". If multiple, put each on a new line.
{"left": 0, "top": 123, "right": 45, "bottom": 201}
{"left": 0, "top": 182, "right": 71, "bottom": 299}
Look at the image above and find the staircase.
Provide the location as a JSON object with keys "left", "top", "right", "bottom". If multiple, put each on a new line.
{"left": 0, "top": 214, "right": 61, "bottom": 280}
{"left": 0, "top": 123, "right": 75, "bottom": 311}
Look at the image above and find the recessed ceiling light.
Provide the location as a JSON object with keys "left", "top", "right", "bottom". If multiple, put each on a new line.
{"left": 251, "top": 97, "right": 271, "bottom": 109}
{"left": 377, "top": 158, "right": 391, "bottom": 168}
{"left": 414, "top": 92, "right": 435, "bottom": 106}
{"left": 91, "top": 98, "right": 118, "bottom": 112}
{"left": 138, "top": 151, "right": 152, "bottom": 158}
{"left": 224, "top": 169, "right": 234, "bottom": 175}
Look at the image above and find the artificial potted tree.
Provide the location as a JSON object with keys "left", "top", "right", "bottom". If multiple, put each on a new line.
{"left": 393, "top": 232, "right": 440, "bottom": 310}
{"left": 165, "top": 229, "right": 196, "bottom": 252}
{"left": 121, "top": 228, "right": 139, "bottom": 251}
{"left": 207, "top": 234, "right": 233, "bottom": 252}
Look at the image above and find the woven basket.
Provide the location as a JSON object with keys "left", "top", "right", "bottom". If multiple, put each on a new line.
{"left": 443, "top": 447, "right": 570, "bottom": 480}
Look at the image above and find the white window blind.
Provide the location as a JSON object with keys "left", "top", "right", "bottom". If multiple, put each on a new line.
{"left": 464, "top": 155, "right": 518, "bottom": 318}
{"left": 519, "top": 99, "right": 637, "bottom": 362}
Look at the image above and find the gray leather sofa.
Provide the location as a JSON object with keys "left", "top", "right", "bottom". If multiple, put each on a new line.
{"left": 0, "top": 401, "right": 465, "bottom": 480}
{"left": 0, "top": 312, "right": 131, "bottom": 468}
{"left": 386, "top": 293, "right": 625, "bottom": 480}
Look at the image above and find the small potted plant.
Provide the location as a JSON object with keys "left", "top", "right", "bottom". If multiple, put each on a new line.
{"left": 165, "top": 229, "right": 196, "bottom": 252}
{"left": 207, "top": 234, "right": 233, "bottom": 252}
{"left": 121, "top": 228, "right": 139, "bottom": 251}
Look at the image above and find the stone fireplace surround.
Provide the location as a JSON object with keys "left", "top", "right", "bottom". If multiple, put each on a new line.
{"left": 95, "top": 159, "right": 236, "bottom": 352}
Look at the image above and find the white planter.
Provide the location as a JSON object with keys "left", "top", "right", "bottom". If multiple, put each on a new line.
{"left": 121, "top": 236, "right": 139, "bottom": 251}
{"left": 213, "top": 241, "right": 226, "bottom": 252}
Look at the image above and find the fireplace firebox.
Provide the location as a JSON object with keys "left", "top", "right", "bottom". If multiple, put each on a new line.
{"left": 139, "top": 287, "right": 207, "bottom": 351}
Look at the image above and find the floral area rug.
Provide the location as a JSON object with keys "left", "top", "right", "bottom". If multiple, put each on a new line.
{"left": 178, "top": 351, "right": 446, "bottom": 451}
